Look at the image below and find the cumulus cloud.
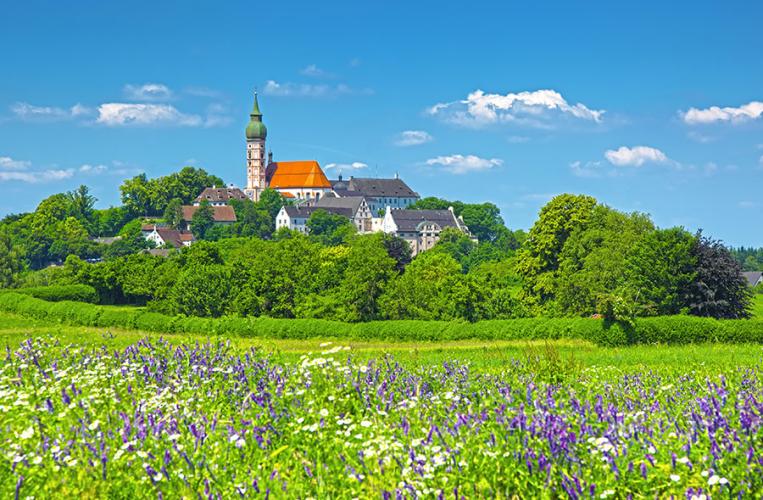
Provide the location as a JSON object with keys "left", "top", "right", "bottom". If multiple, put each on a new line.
{"left": 79, "top": 164, "right": 108, "bottom": 174}
{"left": 300, "top": 64, "right": 333, "bottom": 78}
{"left": 394, "top": 130, "right": 433, "bottom": 147}
{"left": 10, "top": 102, "right": 92, "bottom": 121}
{"left": 262, "top": 80, "right": 372, "bottom": 98}
{"left": 324, "top": 162, "right": 368, "bottom": 170}
{"left": 425, "top": 154, "right": 502, "bottom": 174}
{"left": 0, "top": 168, "right": 74, "bottom": 183}
{"left": 96, "top": 103, "right": 203, "bottom": 126}
{"left": 681, "top": 101, "right": 763, "bottom": 125}
{"left": 428, "top": 89, "right": 604, "bottom": 128}
{"left": 604, "top": 146, "right": 670, "bottom": 167}
{"left": 124, "top": 83, "right": 173, "bottom": 101}
{"left": 0, "top": 156, "right": 31, "bottom": 170}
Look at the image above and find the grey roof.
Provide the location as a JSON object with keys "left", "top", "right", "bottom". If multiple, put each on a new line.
{"left": 743, "top": 271, "right": 763, "bottom": 287}
{"left": 314, "top": 196, "right": 366, "bottom": 214}
{"left": 331, "top": 177, "right": 419, "bottom": 198}
{"left": 390, "top": 209, "right": 461, "bottom": 232}
{"left": 195, "top": 186, "right": 248, "bottom": 203}
{"left": 284, "top": 206, "right": 353, "bottom": 219}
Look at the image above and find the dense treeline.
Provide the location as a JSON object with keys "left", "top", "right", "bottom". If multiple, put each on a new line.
{"left": 731, "top": 247, "right": 763, "bottom": 271}
{"left": 516, "top": 194, "right": 753, "bottom": 321}
{"left": 0, "top": 165, "right": 756, "bottom": 322}
{"left": 27, "top": 232, "right": 524, "bottom": 322}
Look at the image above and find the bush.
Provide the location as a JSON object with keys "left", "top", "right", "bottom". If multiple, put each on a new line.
{"left": 0, "top": 293, "right": 762, "bottom": 346}
{"left": 4, "top": 284, "right": 99, "bottom": 304}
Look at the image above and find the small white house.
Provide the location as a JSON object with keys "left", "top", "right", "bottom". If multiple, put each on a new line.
{"left": 141, "top": 225, "right": 195, "bottom": 248}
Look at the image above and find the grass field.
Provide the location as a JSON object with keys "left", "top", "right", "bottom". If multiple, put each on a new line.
{"left": 1, "top": 311, "right": 761, "bottom": 497}
{"left": 1, "top": 311, "right": 761, "bottom": 371}
{"left": 753, "top": 293, "right": 763, "bottom": 318}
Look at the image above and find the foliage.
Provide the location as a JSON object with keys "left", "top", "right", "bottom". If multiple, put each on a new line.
{"left": 380, "top": 233, "right": 412, "bottom": 272}
{"left": 190, "top": 200, "right": 215, "bottom": 240}
{"left": 624, "top": 228, "right": 697, "bottom": 316}
{"left": 0, "top": 230, "right": 21, "bottom": 288}
{"left": 163, "top": 197, "right": 184, "bottom": 229}
{"left": 306, "top": 209, "right": 356, "bottom": 246}
{"left": 119, "top": 166, "right": 224, "bottom": 216}
{"left": 555, "top": 205, "right": 654, "bottom": 317}
{"left": 168, "top": 264, "right": 233, "bottom": 317}
{"left": 684, "top": 233, "right": 752, "bottom": 319}
{"left": 730, "top": 246, "right": 763, "bottom": 271}
{"left": 516, "top": 194, "right": 597, "bottom": 310}
{"left": 4, "top": 284, "right": 98, "bottom": 303}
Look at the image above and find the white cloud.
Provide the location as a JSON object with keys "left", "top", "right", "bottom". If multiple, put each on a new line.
{"left": 79, "top": 164, "right": 108, "bottom": 174}
{"left": 0, "top": 168, "right": 74, "bottom": 183}
{"left": 428, "top": 89, "right": 604, "bottom": 128}
{"left": 96, "top": 103, "right": 203, "bottom": 126}
{"left": 262, "top": 80, "right": 372, "bottom": 98}
{"left": 324, "top": 162, "right": 368, "bottom": 170}
{"left": 394, "top": 130, "right": 433, "bottom": 147}
{"left": 604, "top": 146, "right": 669, "bottom": 167}
{"left": 300, "top": 64, "right": 333, "bottom": 78}
{"left": 0, "top": 156, "right": 31, "bottom": 170}
{"left": 681, "top": 101, "right": 763, "bottom": 125}
{"left": 738, "top": 200, "right": 760, "bottom": 209}
{"left": 10, "top": 102, "right": 90, "bottom": 121}
{"left": 570, "top": 160, "right": 606, "bottom": 178}
{"left": 124, "top": 83, "right": 173, "bottom": 101}
{"left": 425, "top": 154, "right": 502, "bottom": 174}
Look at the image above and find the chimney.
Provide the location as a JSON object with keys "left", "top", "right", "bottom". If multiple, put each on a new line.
{"left": 448, "top": 206, "right": 454, "bottom": 213}
{"left": 338, "top": 173, "right": 343, "bottom": 182}
{"left": 268, "top": 151, "right": 273, "bottom": 164}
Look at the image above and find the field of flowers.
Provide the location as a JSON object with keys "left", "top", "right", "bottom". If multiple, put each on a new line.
{"left": 1, "top": 337, "right": 761, "bottom": 498}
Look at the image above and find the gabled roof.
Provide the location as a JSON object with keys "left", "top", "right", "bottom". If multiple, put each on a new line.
{"left": 154, "top": 228, "right": 185, "bottom": 248}
{"left": 267, "top": 161, "right": 332, "bottom": 189}
{"left": 389, "top": 209, "right": 462, "bottom": 232}
{"left": 742, "top": 271, "right": 763, "bottom": 287}
{"left": 337, "top": 177, "right": 419, "bottom": 198}
{"left": 314, "top": 195, "right": 367, "bottom": 215}
{"left": 181, "top": 205, "right": 237, "bottom": 222}
{"left": 283, "top": 206, "right": 353, "bottom": 220}
{"left": 195, "top": 186, "right": 248, "bottom": 203}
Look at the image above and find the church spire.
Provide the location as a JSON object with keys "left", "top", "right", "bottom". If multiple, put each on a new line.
{"left": 251, "top": 91, "right": 262, "bottom": 118}
{"left": 245, "top": 90, "right": 267, "bottom": 140}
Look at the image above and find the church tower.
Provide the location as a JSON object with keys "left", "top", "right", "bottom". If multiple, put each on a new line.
{"left": 244, "top": 92, "right": 267, "bottom": 201}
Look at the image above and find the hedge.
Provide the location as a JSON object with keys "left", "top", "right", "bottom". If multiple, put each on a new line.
{"left": 0, "top": 285, "right": 99, "bottom": 304}
{"left": 0, "top": 292, "right": 761, "bottom": 346}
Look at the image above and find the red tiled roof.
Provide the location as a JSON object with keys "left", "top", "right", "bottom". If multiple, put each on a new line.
{"left": 267, "top": 161, "right": 331, "bottom": 189}
{"left": 181, "top": 205, "right": 237, "bottom": 222}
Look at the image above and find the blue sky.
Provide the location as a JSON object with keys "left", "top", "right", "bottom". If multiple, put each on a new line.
{"left": 1, "top": 0, "right": 762, "bottom": 246}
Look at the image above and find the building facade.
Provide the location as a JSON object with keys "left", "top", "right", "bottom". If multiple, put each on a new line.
{"left": 381, "top": 207, "right": 473, "bottom": 256}
{"left": 331, "top": 176, "right": 419, "bottom": 215}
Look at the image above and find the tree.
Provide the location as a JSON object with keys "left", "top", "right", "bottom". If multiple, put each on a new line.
{"left": 515, "top": 194, "right": 598, "bottom": 310}
{"left": 120, "top": 167, "right": 224, "bottom": 216}
{"left": 624, "top": 227, "right": 697, "bottom": 316}
{"left": 168, "top": 264, "right": 233, "bottom": 317}
{"left": 0, "top": 230, "right": 21, "bottom": 288}
{"left": 685, "top": 234, "right": 752, "bottom": 319}
{"left": 380, "top": 251, "right": 464, "bottom": 320}
{"left": 191, "top": 201, "right": 215, "bottom": 240}
{"left": 306, "top": 209, "right": 355, "bottom": 246}
{"left": 380, "top": 233, "right": 412, "bottom": 273}
{"left": 555, "top": 205, "right": 654, "bottom": 316}
{"left": 66, "top": 185, "right": 96, "bottom": 229}
{"left": 120, "top": 173, "right": 152, "bottom": 216}
{"left": 334, "top": 235, "right": 397, "bottom": 321}
{"left": 163, "top": 198, "right": 184, "bottom": 229}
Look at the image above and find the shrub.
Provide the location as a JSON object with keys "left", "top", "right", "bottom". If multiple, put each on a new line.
{"left": 0, "top": 293, "right": 762, "bottom": 346}
{"left": 5, "top": 285, "right": 99, "bottom": 304}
